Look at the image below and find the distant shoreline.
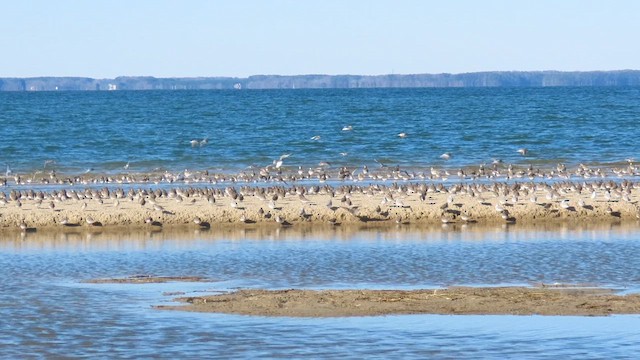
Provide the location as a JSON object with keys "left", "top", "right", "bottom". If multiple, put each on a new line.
{"left": 2, "top": 70, "right": 640, "bottom": 91}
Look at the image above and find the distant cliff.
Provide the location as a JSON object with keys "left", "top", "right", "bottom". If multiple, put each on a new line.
{"left": 2, "top": 70, "right": 640, "bottom": 91}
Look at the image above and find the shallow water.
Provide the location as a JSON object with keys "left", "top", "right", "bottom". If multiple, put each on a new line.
{"left": 1, "top": 224, "right": 640, "bottom": 358}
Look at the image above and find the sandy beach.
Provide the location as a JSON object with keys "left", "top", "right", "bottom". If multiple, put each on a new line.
{"left": 1, "top": 180, "right": 640, "bottom": 231}
{"left": 156, "top": 287, "right": 640, "bottom": 317}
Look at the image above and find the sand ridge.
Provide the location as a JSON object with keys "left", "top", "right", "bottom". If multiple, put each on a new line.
{"left": 1, "top": 180, "right": 640, "bottom": 230}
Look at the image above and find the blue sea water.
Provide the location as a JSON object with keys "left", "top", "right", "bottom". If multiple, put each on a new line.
{"left": 1, "top": 86, "right": 639, "bottom": 175}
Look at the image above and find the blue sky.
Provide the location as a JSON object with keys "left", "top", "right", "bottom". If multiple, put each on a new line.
{"left": 1, "top": 0, "right": 638, "bottom": 78}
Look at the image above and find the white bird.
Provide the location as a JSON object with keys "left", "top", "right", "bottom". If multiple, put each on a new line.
{"left": 310, "top": 135, "right": 321, "bottom": 141}
{"left": 342, "top": 125, "right": 353, "bottom": 131}
{"left": 560, "top": 199, "right": 571, "bottom": 209}
{"left": 398, "top": 132, "right": 407, "bottom": 138}
{"left": 517, "top": 148, "right": 528, "bottom": 156}
{"left": 440, "top": 153, "right": 452, "bottom": 160}
{"left": 190, "top": 139, "right": 200, "bottom": 147}
{"left": 274, "top": 153, "right": 291, "bottom": 169}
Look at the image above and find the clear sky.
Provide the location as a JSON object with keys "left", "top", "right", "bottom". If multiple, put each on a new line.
{"left": 1, "top": 0, "right": 638, "bottom": 78}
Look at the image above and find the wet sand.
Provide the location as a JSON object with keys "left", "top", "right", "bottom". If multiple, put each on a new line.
{"left": 157, "top": 287, "right": 640, "bottom": 317}
{"left": 1, "top": 181, "right": 640, "bottom": 230}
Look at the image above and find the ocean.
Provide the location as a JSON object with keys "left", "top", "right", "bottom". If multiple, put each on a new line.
{"left": 2, "top": 86, "right": 639, "bottom": 176}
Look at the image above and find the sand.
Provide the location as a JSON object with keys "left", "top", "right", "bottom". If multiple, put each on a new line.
{"left": 156, "top": 287, "right": 640, "bottom": 317}
{"left": 1, "top": 181, "right": 639, "bottom": 230}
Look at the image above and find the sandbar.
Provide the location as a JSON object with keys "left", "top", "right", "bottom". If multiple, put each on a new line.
{"left": 1, "top": 181, "right": 640, "bottom": 231}
{"left": 157, "top": 287, "right": 640, "bottom": 317}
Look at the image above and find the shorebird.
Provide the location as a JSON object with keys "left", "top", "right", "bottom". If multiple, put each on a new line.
{"left": 441, "top": 216, "right": 454, "bottom": 224}
{"left": 86, "top": 216, "right": 97, "bottom": 226}
{"left": 342, "top": 125, "right": 353, "bottom": 131}
{"left": 239, "top": 213, "right": 249, "bottom": 223}
{"left": 298, "top": 193, "right": 312, "bottom": 204}
{"left": 577, "top": 198, "right": 586, "bottom": 208}
{"left": 398, "top": 132, "right": 407, "bottom": 138}
{"left": 310, "top": 135, "right": 321, "bottom": 141}
{"left": 440, "top": 153, "right": 452, "bottom": 160}
{"left": 18, "top": 220, "right": 27, "bottom": 231}
{"left": 517, "top": 148, "right": 528, "bottom": 156}
{"left": 560, "top": 199, "right": 571, "bottom": 209}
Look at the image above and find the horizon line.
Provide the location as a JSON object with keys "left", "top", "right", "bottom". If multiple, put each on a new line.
{"left": 2, "top": 69, "right": 640, "bottom": 80}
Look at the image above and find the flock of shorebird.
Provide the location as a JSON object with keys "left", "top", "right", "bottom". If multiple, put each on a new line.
{"left": 2, "top": 158, "right": 640, "bottom": 190}
{"left": 6, "top": 176, "right": 640, "bottom": 232}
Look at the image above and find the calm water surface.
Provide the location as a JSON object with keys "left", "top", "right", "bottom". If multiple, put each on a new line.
{"left": 1, "top": 224, "right": 640, "bottom": 358}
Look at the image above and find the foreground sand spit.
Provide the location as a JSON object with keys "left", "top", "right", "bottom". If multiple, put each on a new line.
{"left": 157, "top": 287, "right": 640, "bottom": 317}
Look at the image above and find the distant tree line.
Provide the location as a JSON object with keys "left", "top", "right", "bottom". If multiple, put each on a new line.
{"left": 1, "top": 70, "right": 639, "bottom": 91}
